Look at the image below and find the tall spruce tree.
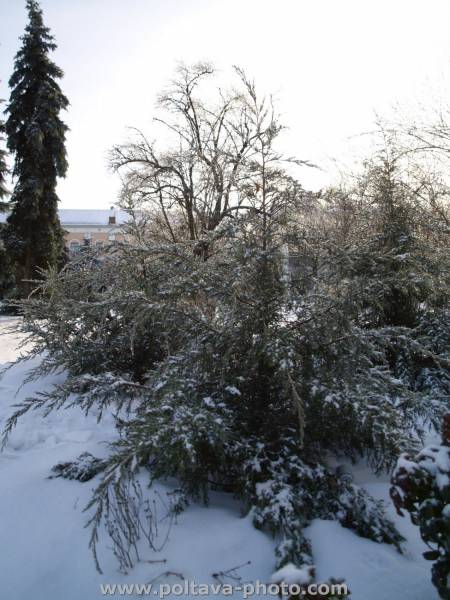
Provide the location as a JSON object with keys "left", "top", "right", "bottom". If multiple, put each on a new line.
{"left": 0, "top": 93, "right": 14, "bottom": 299}
{"left": 4, "top": 0, "right": 68, "bottom": 296}
{"left": 0, "top": 96, "right": 8, "bottom": 208}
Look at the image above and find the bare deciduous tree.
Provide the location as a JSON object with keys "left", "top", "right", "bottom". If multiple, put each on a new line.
{"left": 110, "top": 63, "right": 311, "bottom": 253}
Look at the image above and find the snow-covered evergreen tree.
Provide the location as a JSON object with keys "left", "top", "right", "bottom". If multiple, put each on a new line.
{"left": 0, "top": 94, "right": 14, "bottom": 300}
{"left": 0, "top": 95, "right": 8, "bottom": 208}
{"left": 3, "top": 0, "right": 68, "bottom": 297}
{"left": 286, "top": 136, "right": 449, "bottom": 471}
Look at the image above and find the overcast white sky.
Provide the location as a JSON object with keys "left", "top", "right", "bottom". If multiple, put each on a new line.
{"left": 1, "top": 0, "right": 450, "bottom": 209}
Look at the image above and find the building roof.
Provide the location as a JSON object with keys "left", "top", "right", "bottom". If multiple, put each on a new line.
{"left": 0, "top": 209, "right": 130, "bottom": 226}
{"left": 59, "top": 209, "right": 129, "bottom": 225}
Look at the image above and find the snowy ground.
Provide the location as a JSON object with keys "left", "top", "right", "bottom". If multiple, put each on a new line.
{"left": 0, "top": 317, "right": 439, "bottom": 599}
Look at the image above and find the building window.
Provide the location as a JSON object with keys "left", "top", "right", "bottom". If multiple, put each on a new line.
{"left": 69, "top": 240, "right": 81, "bottom": 255}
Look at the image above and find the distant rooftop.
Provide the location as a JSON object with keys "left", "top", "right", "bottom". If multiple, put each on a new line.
{"left": 0, "top": 208, "right": 130, "bottom": 226}
{"left": 58, "top": 209, "right": 129, "bottom": 225}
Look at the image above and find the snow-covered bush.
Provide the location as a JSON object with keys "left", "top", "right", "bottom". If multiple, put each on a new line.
{"left": 50, "top": 452, "right": 107, "bottom": 482}
{"left": 243, "top": 434, "right": 403, "bottom": 568}
{"left": 7, "top": 214, "right": 411, "bottom": 578}
{"left": 391, "top": 432, "right": 450, "bottom": 600}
